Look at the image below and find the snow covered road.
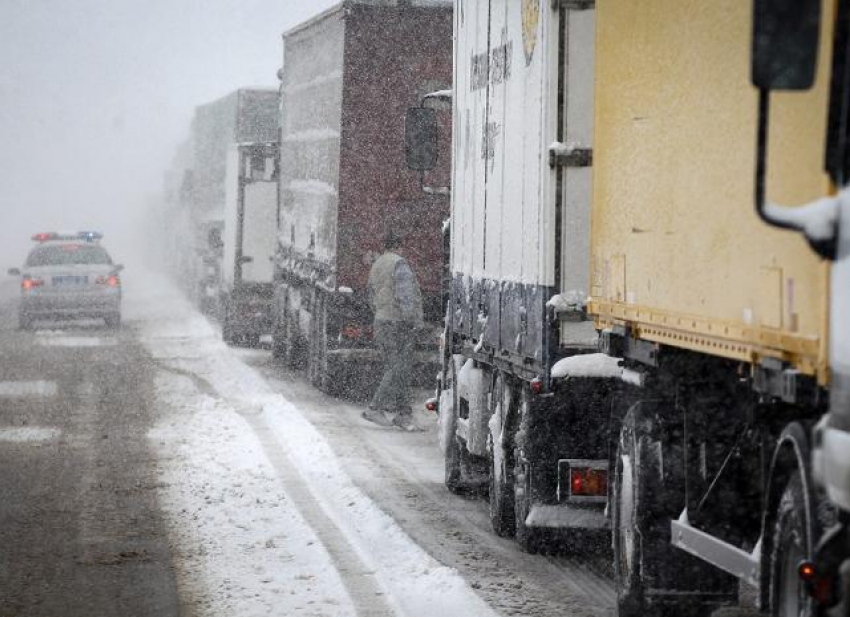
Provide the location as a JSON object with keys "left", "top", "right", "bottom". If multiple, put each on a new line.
{"left": 128, "top": 272, "right": 615, "bottom": 617}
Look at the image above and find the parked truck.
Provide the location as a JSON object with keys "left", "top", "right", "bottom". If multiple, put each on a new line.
{"left": 409, "top": 0, "right": 850, "bottom": 615}
{"left": 168, "top": 88, "right": 278, "bottom": 313}
{"left": 272, "top": 0, "right": 452, "bottom": 395}
{"left": 408, "top": 0, "right": 608, "bottom": 552}
{"left": 220, "top": 141, "right": 278, "bottom": 346}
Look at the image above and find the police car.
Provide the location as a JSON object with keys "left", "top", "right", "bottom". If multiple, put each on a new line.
{"left": 7, "top": 232, "right": 124, "bottom": 330}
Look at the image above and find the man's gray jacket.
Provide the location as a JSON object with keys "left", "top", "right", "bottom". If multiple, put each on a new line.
{"left": 367, "top": 251, "right": 424, "bottom": 324}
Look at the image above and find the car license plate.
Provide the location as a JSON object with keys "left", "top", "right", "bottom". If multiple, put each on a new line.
{"left": 52, "top": 276, "right": 88, "bottom": 286}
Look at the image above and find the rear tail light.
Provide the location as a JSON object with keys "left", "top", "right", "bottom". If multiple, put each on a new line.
{"left": 425, "top": 397, "right": 439, "bottom": 413}
{"left": 340, "top": 324, "right": 363, "bottom": 340}
{"left": 21, "top": 277, "right": 44, "bottom": 290}
{"left": 570, "top": 468, "right": 608, "bottom": 497}
{"left": 558, "top": 459, "right": 609, "bottom": 502}
{"left": 530, "top": 377, "right": 545, "bottom": 395}
{"left": 339, "top": 323, "right": 372, "bottom": 342}
{"left": 96, "top": 275, "right": 120, "bottom": 287}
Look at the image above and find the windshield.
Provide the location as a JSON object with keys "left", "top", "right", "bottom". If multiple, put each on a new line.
{"left": 26, "top": 244, "right": 112, "bottom": 267}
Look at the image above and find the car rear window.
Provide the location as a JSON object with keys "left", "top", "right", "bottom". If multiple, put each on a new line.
{"left": 26, "top": 244, "right": 112, "bottom": 266}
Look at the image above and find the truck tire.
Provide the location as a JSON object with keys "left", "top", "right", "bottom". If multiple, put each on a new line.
{"left": 613, "top": 404, "right": 654, "bottom": 616}
{"left": 445, "top": 360, "right": 471, "bottom": 493}
{"left": 222, "top": 302, "right": 236, "bottom": 345}
{"left": 513, "top": 449, "right": 541, "bottom": 553}
{"left": 18, "top": 312, "right": 32, "bottom": 331}
{"left": 769, "top": 471, "right": 813, "bottom": 617}
{"left": 512, "top": 384, "right": 545, "bottom": 553}
{"left": 272, "top": 308, "right": 287, "bottom": 360}
{"left": 104, "top": 313, "right": 121, "bottom": 329}
{"left": 488, "top": 374, "right": 515, "bottom": 537}
{"left": 613, "top": 402, "right": 732, "bottom": 617}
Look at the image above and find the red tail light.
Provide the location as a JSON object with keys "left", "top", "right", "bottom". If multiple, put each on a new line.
{"left": 340, "top": 324, "right": 362, "bottom": 340}
{"left": 530, "top": 377, "right": 544, "bottom": 395}
{"left": 21, "top": 278, "right": 43, "bottom": 291}
{"left": 425, "top": 398, "right": 438, "bottom": 413}
{"left": 96, "top": 275, "right": 120, "bottom": 287}
{"left": 570, "top": 468, "right": 608, "bottom": 497}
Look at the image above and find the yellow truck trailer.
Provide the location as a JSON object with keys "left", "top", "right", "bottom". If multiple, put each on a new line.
{"left": 589, "top": 0, "right": 850, "bottom": 614}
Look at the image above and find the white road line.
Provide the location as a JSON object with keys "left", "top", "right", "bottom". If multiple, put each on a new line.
{"left": 0, "top": 426, "right": 61, "bottom": 443}
{"left": 0, "top": 381, "right": 58, "bottom": 397}
{"left": 36, "top": 335, "right": 117, "bottom": 348}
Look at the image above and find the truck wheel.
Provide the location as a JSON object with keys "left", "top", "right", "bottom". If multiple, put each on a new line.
{"left": 272, "top": 308, "right": 287, "bottom": 360}
{"left": 104, "top": 313, "right": 121, "bottom": 329}
{"left": 512, "top": 384, "right": 543, "bottom": 553}
{"left": 613, "top": 402, "right": 731, "bottom": 617}
{"left": 308, "top": 295, "right": 329, "bottom": 391}
{"left": 612, "top": 405, "right": 652, "bottom": 616}
{"left": 513, "top": 450, "right": 541, "bottom": 553}
{"left": 444, "top": 360, "right": 468, "bottom": 493}
{"left": 222, "top": 303, "right": 236, "bottom": 345}
{"left": 769, "top": 471, "right": 813, "bottom": 617}
{"left": 18, "top": 312, "right": 32, "bottom": 331}
{"left": 488, "top": 374, "right": 515, "bottom": 537}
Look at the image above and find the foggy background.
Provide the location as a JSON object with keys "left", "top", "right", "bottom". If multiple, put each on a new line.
{"left": 0, "top": 0, "right": 336, "bottom": 270}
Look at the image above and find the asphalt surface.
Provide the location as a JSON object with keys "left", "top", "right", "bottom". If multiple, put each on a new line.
{"left": 0, "top": 280, "right": 180, "bottom": 617}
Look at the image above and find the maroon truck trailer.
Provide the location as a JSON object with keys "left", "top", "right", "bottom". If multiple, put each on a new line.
{"left": 272, "top": 0, "right": 452, "bottom": 395}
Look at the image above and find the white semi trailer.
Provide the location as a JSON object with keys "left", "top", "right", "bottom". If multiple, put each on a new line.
{"left": 410, "top": 0, "right": 609, "bottom": 549}
{"left": 220, "top": 141, "right": 278, "bottom": 346}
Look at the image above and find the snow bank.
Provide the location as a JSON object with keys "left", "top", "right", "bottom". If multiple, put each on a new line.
{"left": 551, "top": 353, "right": 622, "bottom": 380}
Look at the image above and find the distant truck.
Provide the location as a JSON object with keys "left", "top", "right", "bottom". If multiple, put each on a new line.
{"left": 172, "top": 88, "right": 278, "bottom": 313}
{"left": 219, "top": 141, "right": 278, "bottom": 346}
{"left": 272, "top": 0, "right": 453, "bottom": 394}
{"left": 410, "top": 0, "right": 850, "bottom": 615}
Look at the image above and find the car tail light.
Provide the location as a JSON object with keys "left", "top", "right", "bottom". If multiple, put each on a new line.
{"left": 21, "top": 277, "right": 44, "bottom": 291}
{"left": 96, "top": 275, "right": 120, "bottom": 287}
{"left": 570, "top": 468, "right": 608, "bottom": 497}
{"left": 32, "top": 232, "right": 57, "bottom": 242}
{"left": 425, "top": 397, "right": 438, "bottom": 413}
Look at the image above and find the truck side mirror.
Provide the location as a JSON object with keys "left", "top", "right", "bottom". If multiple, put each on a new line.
{"left": 405, "top": 107, "right": 438, "bottom": 171}
{"left": 752, "top": 0, "right": 821, "bottom": 90}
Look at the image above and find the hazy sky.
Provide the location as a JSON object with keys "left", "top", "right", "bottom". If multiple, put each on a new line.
{"left": 0, "top": 0, "right": 337, "bottom": 268}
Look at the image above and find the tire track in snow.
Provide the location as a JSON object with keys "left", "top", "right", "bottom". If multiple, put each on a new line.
{"left": 260, "top": 367, "right": 616, "bottom": 617}
{"left": 241, "top": 411, "right": 398, "bottom": 617}
{"left": 156, "top": 361, "right": 397, "bottom": 617}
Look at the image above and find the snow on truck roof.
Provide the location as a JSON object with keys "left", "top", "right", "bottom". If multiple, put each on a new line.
{"left": 282, "top": 0, "right": 452, "bottom": 39}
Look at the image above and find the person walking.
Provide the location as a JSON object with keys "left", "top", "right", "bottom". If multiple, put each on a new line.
{"left": 362, "top": 230, "right": 424, "bottom": 431}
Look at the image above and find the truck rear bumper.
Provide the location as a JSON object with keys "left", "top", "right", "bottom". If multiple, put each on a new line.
{"left": 524, "top": 503, "right": 609, "bottom": 531}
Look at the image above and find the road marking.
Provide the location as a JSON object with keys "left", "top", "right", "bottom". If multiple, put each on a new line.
{"left": 36, "top": 334, "right": 117, "bottom": 348}
{"left": 0, "top": 380, "right": 58, "bottom": 397}
{"left": 0, "top": 426, "right": 61, "bottom": 443}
